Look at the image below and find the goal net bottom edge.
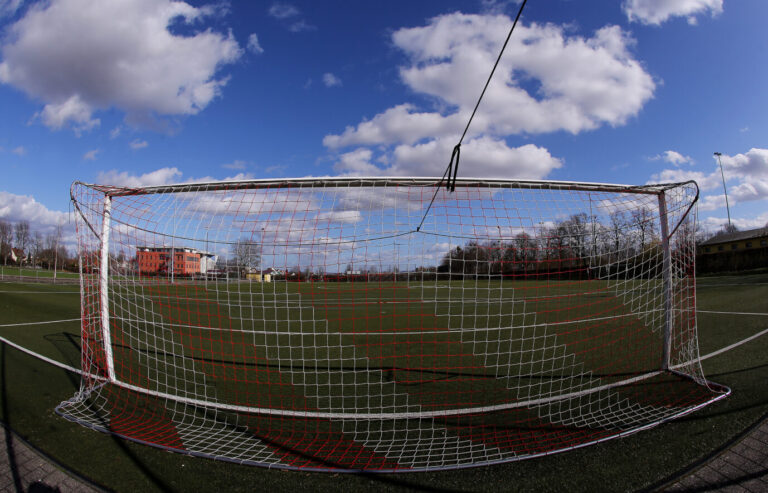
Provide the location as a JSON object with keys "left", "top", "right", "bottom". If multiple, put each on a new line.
{"left": 54, "top": 374, "right": 729, "bottom": 472}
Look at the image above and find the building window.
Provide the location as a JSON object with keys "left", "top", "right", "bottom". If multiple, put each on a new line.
{"left": 705, "top": 247, "right": 711, "bottom": 253}
{"left": 731, "top": 244, "right": 738, "bottom": 250}
{"left": 718, "top": 246, "right": 724, "bottom": 251}
{"left": 762, "top": 240, "right": 767, "bottom": 247}
{"left": 746, "top": 242, "right": 752, "bottom": 248}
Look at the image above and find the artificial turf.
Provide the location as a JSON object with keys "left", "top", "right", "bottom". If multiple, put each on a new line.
{"left": 0, "top": 275, "right": 766, "bottom": 491}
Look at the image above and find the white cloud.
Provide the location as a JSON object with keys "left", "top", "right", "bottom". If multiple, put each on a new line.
{"left": 651, "top": 148, "right": 768, "bottom": 216}
{"left": 129, "top": 139, "right": 148, "bottom": 150}
{"left": 265, "top": 165, "right": 287, "bottom": 174}
{"left": 316, "top": 210, "right": 362, "bottom": 224}
{"left": 222, "top": 159, "right": 247, "bottom": 170}
{"left": 334, "top": 137, "right": 562, "bottom": 180}
{"left": 109, "top": 125, "right": 122, "bottom": 139}
{"left": 730, "top": 180, "right": 768, "bottom": 203}
{"left": 720, "top": 148, "right": 768, "bottom": 180}
{"left": 697, "top": 193, "right": 726, "bottom": 212}
{"left": 389, "top": 138, "right": 562, "bottom": 179}
{"left": 479, "top": 0, "right": 524, "bottom": 15}
{"left": 325, "top": 14, "right": 654, "bottom": 151}
{"left": 96, "top": 167, "right": 182, "bottom": 187}
{"left": 623, "top": 0, "right": 723, "bottom": 26}
{"left": 11, "top": 145, "right": 25, "bottom": 156}
{"left": 325, "top": 104, "right": 458, "bottom": 148}
{"left": 0, "top": 0, "right": 242, "bottom": 133}
{"left": 0, "top": 191, "right": 69, "bottom": 230}
{"left": 83, "top": 149, "right": 99, "bottom": 161}
{"left": 35, "top": 94, "right": 100, "bottom": 133}
{"left": 700, "top": 211, "right": 768, "bottom": 232}
{"left": 268, "top": 3, "right": 298, "bottom": 19}
{"left": 322, "top": 73, "right": 342, "bottom": 88}
{"left": 267, "top": 2, "right": 314, "bottom": 32}
{"left": 649, "top": 168, "right": 721, "bottom": 190}
{"left": 652, "top": 150, "right": 693, "bottom": 165}
{"left": 247, "top": 33, "right": 264, "bottom": 54}
{"left": 0, "top": 0, "right": 23, "bottom": 18}
{"left": 94, "top": 167, "right": 262, "bottom": 189}
{"left": 333, "top": 149, "right": 380, "bottom": 175}
{"left": 288, "top": 20, "right": 315, "bottom": 33}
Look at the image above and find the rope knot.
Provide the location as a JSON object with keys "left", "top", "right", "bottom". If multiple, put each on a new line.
{"left": 447, "top": 144, "right": 461, "bottom": 192}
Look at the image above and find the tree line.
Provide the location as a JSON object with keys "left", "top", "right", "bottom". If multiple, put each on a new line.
{"left": 0, "top": 220, "right": 74, "bottom": 271}
{"left": 436, "top": 209, "right": 674, "bottom": 279}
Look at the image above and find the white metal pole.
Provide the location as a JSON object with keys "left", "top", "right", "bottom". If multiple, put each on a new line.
{"left": 658, "top": 192, "right": 672, "bottom": 370}
{"left": 99, "top": 195, "right": 116, "bottom": 381}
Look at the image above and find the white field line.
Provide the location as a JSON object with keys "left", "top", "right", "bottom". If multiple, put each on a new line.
{"left": 0, "top": 336, "right": 85, "bottom": 376}
{"left": 0, "top": 318, "right": 80, "bottom": 328}
{"left": 0, "top": 291, "right": 80, "bottom": 294}
{"left": 108, "top": 370, "right": 663, "bottom": 420}
{"left": 698, "top": 282, "right": 768, "bottom": 287}
{"left": 108, "top": 291, "right": 637, "bottom": 306}
{"left": 698, "top": 310, "right": 768, "bottom": 316}
{"left": 691, "top": 327, "right": 768, "bottom": 364}
{"left": 1, "top": 312, "right": 765, "bottom": 419}
{"left": 112, "top": 310, "right": 664, "bottom": 337}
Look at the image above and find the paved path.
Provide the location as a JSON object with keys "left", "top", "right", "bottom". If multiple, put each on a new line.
{"left": 0, "top": 426, "right": 102, "bottom": 493}
{"left": 663, "top": 418, "right": 768, "bottom": 492}
{"left": 1, "top": 417, "right": 767, "bottom": 492}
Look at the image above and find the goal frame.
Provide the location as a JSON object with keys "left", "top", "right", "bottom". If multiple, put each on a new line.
{"left": 88, "top": 177, "right": 693, "bottom": 395}
{"left": 63, "top": 176, "right": 729, "bottom": 472}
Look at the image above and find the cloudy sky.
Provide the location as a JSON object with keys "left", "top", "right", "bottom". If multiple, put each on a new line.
{"left": 1, "top": 0, "right": 766, "bottom": 237}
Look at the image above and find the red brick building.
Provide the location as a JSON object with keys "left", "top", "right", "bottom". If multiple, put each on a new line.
{"left": 137, "top": 247, "right": 202, "bottom": 276}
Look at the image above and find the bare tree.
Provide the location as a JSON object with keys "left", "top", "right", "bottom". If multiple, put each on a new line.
{"left": 231, "top": 237, "right": 261, "bottom": 273}
{"left": 14, "top": 221, "right": 30, "bottom": 262}
{"left": 0, "top": 221, "right": 12, "bottom": 265}
{"left": 550, "top": 213, "right": 589, "bottom": 263}
{"left": 32, "top": 231, "right": 44, "bottom": 267}
{"left": 630, "top": 208, "right": 654, "bottom": 251}
{"left": 514, "top": 232, "right": 537, "bottom": 270}
{"left": 608, "top": 211, "right": 628, "bottom": 258}
{"left": 722, "top": 223, "right": 739, "bottom": 234}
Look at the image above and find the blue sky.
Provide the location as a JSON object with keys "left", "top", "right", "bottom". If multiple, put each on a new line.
{"left": 1, "top": 0, "right": 767, "bottom": 240}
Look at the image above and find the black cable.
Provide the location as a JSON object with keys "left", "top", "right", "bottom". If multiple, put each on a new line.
{"left": 416, "top": 0, "right": 529, "bottom": 231}
{"left": 457, "top": 0, "right": 528, "bottom": 151}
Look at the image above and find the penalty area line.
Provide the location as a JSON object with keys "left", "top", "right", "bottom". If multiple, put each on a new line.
{"left": 0, "top": 336, "right": 88, "bottom": 377}
{"left": 1, "top": 318, "right": 766, "bottom": 410}
{"left": 698, "top": 327, "right": 768, "bottom": 363}
{"left": 698, "top": 310, "right": 768, "bottom": 317}
{"left": 0, "top": 318, "right": 81, "bottom": 328}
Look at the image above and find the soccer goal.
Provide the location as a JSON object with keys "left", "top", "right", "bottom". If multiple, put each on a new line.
{"left": 59, "top": 177, "right": 728, "bottom": 472}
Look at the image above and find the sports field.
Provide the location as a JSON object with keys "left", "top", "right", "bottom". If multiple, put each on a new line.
{"left": 0, "top": 266, "right": 79, "bottom": 280}
{"left": 0, "top": 274, "right": 766, "bottom": 491}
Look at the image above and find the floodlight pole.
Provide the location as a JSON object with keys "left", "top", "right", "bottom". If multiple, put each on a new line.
{"left": 714, "top": 152, "right": 732, "bottom": 229}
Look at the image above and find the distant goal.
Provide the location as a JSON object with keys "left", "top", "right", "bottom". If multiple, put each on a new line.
{"left": 60, "top": 177, "right": 728, "bottom": 472}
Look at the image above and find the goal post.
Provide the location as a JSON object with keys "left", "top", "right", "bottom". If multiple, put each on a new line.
{"left": 98, "top": 194, "right": 116, "bottom": 382}
{"left": 59, "top": 177, "right": 729, "bottom": 472}
{"left": 657, "top": 190, "right": 672, "bottom": 371}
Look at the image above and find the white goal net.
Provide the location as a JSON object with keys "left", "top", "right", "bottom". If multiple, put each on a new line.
{"left": 59, "top": 177, "right": 728, "bottom": 472}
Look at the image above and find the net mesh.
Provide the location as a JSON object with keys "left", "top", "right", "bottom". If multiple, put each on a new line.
{"left": 59, "top": 178, "right": 727, "bottom": 471}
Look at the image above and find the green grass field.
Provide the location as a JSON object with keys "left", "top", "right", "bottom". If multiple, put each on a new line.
{"left": 0, "top": 265, "right": 79, "bottom": 279}
{"left": 0, "top": 275, "right": 766, "bottom": 491}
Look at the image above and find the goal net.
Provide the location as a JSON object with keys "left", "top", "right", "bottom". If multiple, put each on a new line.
{"left": 60, "top": 177, "right": 728, "bottom": 472}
